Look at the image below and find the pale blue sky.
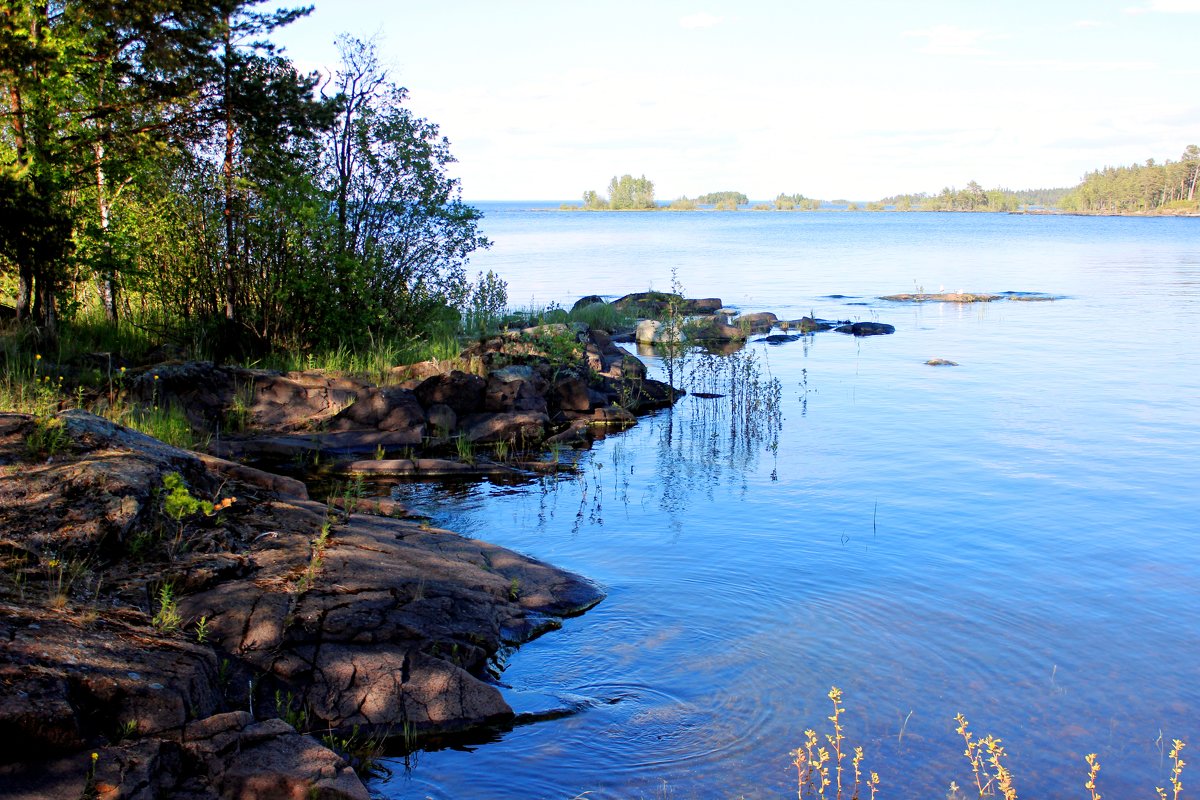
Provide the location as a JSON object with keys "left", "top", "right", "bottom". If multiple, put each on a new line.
{"left": 270, "top": 0, "right": 1200, "bottom": 200}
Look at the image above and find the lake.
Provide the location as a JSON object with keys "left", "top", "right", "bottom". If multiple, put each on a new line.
{"left": 376, "top": 206, "right": 1200, "bottom": 799}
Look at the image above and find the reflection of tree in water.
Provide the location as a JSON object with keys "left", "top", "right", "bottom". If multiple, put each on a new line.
{"left": 654, "top": 347, "right": 784, "bottom": 512}
{"left": 399, "top": 345, "right": 792, "bottom": 535}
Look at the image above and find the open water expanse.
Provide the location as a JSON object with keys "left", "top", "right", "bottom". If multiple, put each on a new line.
{"left": 376, "top": 205, "right": 1200, "bottom": 799}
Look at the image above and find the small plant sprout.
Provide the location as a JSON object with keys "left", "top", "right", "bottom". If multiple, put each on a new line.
{"left": 152, "top": 582, "right": 182, "bottom": 632}
{"left": 194, "top": 615, "right": 210, "bottom": 644}
{"left": 83, "top": 750, "right": 99, "bottom": 796}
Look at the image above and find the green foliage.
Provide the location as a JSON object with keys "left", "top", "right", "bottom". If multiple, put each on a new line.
{"left": 568, "top": 301, "right": 635, "bottom": 333}
{"left": 1062, "top": 145, "right": 1200, "bottom": 213}
{"left": 668, "top": 196, "right": 698, "bottom": 210}
{"left": 461, "top": 270, "right": 509, "bottom": 337}
{"left": 162, "top": 472, "right": 214, "bottom": 521}
{"left": 774, "top": 193, "right": 820, "bottom": 211}
{"left": 322, "top": 724, "right": 387, "bottom": 778}
{"left": 582, "top": 189, "right": 607, "bottom": 210}
{"left": 883, "top": 183, "right": 1070, "bottom": 212}
{"left": 0, "top": 11, "right": 490, "bottom": 356}
{"left": 520, "top": 327, "right": 583, "bottom": 366}
{"left": 25, "top": 415, "right": 68, "bottom": 459}
{"left": 714, "top": 198, "right": 739, "bottom": 211}
{"left": 454, "top": 434, "right": 475, "bottom": 464}
{"left": 607, "top": 174, "right": 656, "bottom": 210}
{"left": 696, "top": 191, "right": 748, "bottom": 206}
{"left": 151, "top": 582, "right": 182, "bottom": 632}
{"left": 274, "top": 690, "right": 311, "bottom": 731}
{"left": 125, "top": 403, "right": 207, "bottom": 451}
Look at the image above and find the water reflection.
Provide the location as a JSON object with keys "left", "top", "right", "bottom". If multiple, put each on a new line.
{"left": 373, "top": 211, "right": 1200, "bottom": 800}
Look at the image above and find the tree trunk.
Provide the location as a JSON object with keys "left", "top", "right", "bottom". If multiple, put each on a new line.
{"left": 94, "top": 140, "right": 119, "bottom": 321}
{"left": 222, "top": 18, "right": 237, "bottom": 323}
{"left": 32, "top": 272, "right": 56, "bottom": 337}
{"left": 16, "top": 267, "right": 32, "bottom": 320}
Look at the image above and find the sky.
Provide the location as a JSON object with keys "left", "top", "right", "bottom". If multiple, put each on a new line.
{"left": 269, "top": 0, "right": 1200, "bottom": 201}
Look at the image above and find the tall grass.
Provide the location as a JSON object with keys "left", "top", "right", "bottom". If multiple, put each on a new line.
{"left": 262, "top": 332, "right": 461, "bottom": 382}
{"left": 568, "top": 300, "right": 636, "bottom": 332}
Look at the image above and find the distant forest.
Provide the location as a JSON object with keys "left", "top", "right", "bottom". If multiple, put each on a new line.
{"left": 570, "top": 145, "right": 1200, "bottom": 216}
{"left": 881, "top": 184, "right": 1071, "bottom": 212}
{"left": 1060, "top": 146, "right": 1199, "bottom": 213}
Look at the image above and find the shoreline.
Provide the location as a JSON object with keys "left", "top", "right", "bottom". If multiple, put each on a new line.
{"left": 0, "top": 321, "right": 684, "bottom": 799}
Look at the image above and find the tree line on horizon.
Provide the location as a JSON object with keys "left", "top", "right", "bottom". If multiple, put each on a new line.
{"left": 569, "top": 145, "right": 1200, "bottom": 215}
{"left": 0, "top": 0, "right": 494, "bottom": 353}
{"left": 1059, "top": 146, "right": 1199, "bottom": 213}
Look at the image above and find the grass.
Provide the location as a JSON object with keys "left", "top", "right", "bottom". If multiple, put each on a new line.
{"left": 322, "top": 724, "right": 387, "bottom": 778}
{"left": 295, "top": 516, "right": 332, "bottom": 594}
{"left": 506, "top": 299, "right": 637, "bottom": 334}
{"left": 568, "top": 300, "right": 637, "bottom": 332}
{"left": 454, "top": 434, "right": 476, "bottom": 465}
{"left": 1, "top": 333, "right": 209, "bottom": 451}
{"left": 262, "top": 329, "right": 462, "bottom": 384}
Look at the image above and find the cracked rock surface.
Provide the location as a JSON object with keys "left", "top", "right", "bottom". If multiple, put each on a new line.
{"left": 0, "top": 411, "right": 602, "bottom": 798}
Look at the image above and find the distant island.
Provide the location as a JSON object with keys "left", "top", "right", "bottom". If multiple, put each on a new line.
{"left": 563, "top": 147, "right": 1200, "bottom": 216}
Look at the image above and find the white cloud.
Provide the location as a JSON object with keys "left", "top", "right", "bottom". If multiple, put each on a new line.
{"left": 1126, "top": 0, "right": 1200, "bottom": 13}
{"left": 902, "top": 25, "right": 990, "bottom": 56}
{"left": 1072, "top": 19, "right": 1106, "bottom": 28}
{"left": 679, "top": 12, "right": 724, "bottom": 29}
{"left": 986, "top": 58, "right": 1157, "bottom": 72}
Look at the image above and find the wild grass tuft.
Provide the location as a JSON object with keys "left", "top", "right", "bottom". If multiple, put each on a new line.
{"left": 264, "top": 329, "right": 460, "bottom": 385}
{"left": 569, "top": 301, "right": 636, "bottom": 332}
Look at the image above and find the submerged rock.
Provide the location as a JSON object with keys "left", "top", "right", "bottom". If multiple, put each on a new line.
{"left": 881, "top": 292, "right": 1000, "bottom": 303}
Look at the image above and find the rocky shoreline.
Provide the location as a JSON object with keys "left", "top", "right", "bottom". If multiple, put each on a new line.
{"left": 0, "top": 320, "right": 680, "bottom": 799}
{"left": 0, "top": 297, "right": 898, "bottom": 798}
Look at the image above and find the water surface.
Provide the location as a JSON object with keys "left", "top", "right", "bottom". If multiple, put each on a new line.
{"left": 378, "top": 208, "right": 1200, "bottom": 799}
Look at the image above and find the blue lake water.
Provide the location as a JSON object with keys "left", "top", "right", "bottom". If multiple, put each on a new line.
{"left": 376, "top": 206, "right": 1200, "bottom": 799}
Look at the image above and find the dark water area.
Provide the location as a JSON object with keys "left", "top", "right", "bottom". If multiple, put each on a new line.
{"left": 373, "top": 208, "right": 1200, "bottom": 798}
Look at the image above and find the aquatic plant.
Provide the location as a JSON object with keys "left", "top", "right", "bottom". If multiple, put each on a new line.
{"left": 322, "top": 724, "right": 387, "bottom": 778}
{"left": 455, "top": 434, "right": 476, "bottom": 465}
{"left": 791, "top": 693, "right": 1188, "bottom": 800}
{"left": 793, "top": 687, "right": 879, "bottom": 800}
